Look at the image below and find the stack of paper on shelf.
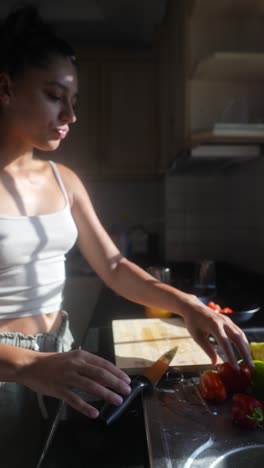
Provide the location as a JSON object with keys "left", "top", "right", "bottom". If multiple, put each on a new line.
{"left": 191, "top": 143, "right": 261, "bottom": 159}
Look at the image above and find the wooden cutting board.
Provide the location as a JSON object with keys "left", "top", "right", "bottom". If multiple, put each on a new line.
{"left": 113, "top": 317, "right": 222, "bottom": 372}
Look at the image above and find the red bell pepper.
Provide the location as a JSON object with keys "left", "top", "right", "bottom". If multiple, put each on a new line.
{"left": 221, "top": 307, "right": 234, "bottom": 314}
{"left": 208, "top": 301, "right": 221, "bottom": 312}
{"left": 207, "top": 302, "right": 234, "bottom": 314}
{"left": 218, "top": 362, "right": 252, "bottom": 394}
{"left": 199, "top": 370, "right": 227, "bottom": 401}
{"left": 232, "top": 393, "right": 264, "bottom": 429}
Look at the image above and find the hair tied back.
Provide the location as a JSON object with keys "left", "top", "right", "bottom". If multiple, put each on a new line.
{"left": 1, "top": 4, "right": 48, "bottom": 43}
{"left": 0, "top": 3, "right": 76, "bottom": 77}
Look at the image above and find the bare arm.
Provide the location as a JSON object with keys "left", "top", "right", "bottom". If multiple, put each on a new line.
{"left": 58, "top": 165, "right": 253, "bottom": 368}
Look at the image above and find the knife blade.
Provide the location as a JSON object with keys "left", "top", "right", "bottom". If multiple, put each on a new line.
{"left": 99, "top": 345, "right": 178, "bottom": 425}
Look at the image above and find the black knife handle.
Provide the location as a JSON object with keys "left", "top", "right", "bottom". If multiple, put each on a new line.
{"left": 99, "top": 375, "right": 152, "bottom": 425}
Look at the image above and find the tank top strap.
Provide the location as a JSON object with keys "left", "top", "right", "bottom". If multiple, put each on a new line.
{"left": 48, "top": 160, "right": 69, "bottom": 205}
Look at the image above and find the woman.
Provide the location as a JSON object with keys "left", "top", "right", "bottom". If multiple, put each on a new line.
{"left": 0, "top": 5, "right": 252, "bottom": 419}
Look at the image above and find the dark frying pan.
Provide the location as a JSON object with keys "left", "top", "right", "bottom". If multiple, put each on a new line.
{"left": 198, "top": 296, "right": 261, "bottom": 325}
{"left": 229, "top": 305, "right": 261, "bottom": 325}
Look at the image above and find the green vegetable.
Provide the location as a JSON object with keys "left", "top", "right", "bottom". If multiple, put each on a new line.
{"left": 251, "top": 360, "right": 264, "bottom": 396}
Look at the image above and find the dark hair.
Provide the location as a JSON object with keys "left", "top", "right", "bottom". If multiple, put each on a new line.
{"left": 0, "top": 4, "right": 77, "bottom": 78}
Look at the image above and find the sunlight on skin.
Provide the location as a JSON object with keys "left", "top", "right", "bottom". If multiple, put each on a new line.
{"left": 65, "top": 74, "right": 75, "bottom": 83}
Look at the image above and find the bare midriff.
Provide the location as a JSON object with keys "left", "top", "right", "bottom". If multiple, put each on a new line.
{"left": 0, "top": 310, "right": 63, "bottom": 335}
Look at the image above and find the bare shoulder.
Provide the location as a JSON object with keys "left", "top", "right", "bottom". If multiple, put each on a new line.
{"left": 51, "top": 162, "right": 90, "bottom": 207}
{"left": 33, "top": 159, "right": 76, "bottom": 179}
{"left": 52, "top": 162, "right": 79, "bottom": 183}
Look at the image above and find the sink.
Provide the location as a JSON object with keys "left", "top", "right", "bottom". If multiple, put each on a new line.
{"left": 211, "top": 445, "right": 264, "bottom": 468}
{"left": 143, "top": 341, "right": 264, "bottom": 468}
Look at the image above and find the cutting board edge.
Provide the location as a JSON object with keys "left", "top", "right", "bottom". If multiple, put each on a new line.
{"left": 120, "top": 364, "right": 218, "bottom": 375}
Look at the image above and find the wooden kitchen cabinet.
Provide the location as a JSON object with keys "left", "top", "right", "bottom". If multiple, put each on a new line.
{"left": 99, "top": 53, "right": 158, "bottom": 177}
{"left": 55, "top": 49, "right": 159, "bottom": 178}
{"left": 187, "top": 0, "right": 264, "bottom": 143}
{"left": 158, "top": 0, "right": 264, "bottom": 164}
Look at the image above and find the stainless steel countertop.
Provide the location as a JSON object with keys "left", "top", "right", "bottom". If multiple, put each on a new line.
{"left": 143, "top": 327, "right": 264, "bottom": 468}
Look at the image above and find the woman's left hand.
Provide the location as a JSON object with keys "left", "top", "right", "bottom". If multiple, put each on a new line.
{"left": 178, "top": 294, "right": 253, "bottom": 368}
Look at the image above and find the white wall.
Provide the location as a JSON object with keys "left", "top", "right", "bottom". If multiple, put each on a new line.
{"left": 165, "top": 172, "right": 230, "bottom": 262}
{"left": 165, "top": 158, "right": 264, "bottom": 274}
{"left": 227, "top": 158, "right": 264, "bottom": 273}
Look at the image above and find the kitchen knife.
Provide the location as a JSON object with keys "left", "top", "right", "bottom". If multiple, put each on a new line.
{"left": 99, "top": 345, "right": 178, "bottom": 425}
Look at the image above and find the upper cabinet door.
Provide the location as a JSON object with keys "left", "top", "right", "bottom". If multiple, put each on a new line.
{"left": 100, "top": 53, "right": 159, "bottom": 177}
{"left": 187, "top": 0, "right": 264, "bottom": 142}
{"left": 54, "top": 49, "right": 159, "bottom": 178}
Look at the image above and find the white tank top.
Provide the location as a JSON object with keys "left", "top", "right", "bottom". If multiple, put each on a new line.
{"left": 0, "top": 160, "right": 78, "bottom": 318}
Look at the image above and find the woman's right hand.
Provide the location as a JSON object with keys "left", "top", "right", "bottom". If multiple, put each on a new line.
{"left": 17, "top": 348, "right": 131, "bottom": 418}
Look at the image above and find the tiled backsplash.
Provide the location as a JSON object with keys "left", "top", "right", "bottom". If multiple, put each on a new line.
{"left": 226, "top": 159, "right": 264, "bottom": 274}
{"left": 165, "top": 158, "right": 264, "bottom": 274}
{"left": 69, "top": 161, "right": 263, "bottom": 275}
{"left": 165, "top": 173, "right": 230, "bottom": 261}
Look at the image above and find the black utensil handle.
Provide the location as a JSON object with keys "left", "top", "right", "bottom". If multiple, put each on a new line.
{"left": 99, "top": 375, "right": 152, "bottom": 425}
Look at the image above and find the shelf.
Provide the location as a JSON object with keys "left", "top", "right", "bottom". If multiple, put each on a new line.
{"left": 190, "top": 130, "right": 264, "bottom": 146}
{"left": 190, "top": 0, "right": 264, "bottom": 18}
{"left": 192, "top": 53, "right": 264, "bottom": 81}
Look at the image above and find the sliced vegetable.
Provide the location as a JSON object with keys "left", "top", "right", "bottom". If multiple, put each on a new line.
{"left": 232, "top": 393, "right": 264, "bottom": 429}
{"left": 221, "top": 307, "right": 234, "bottom": 314}
{"left": 207, "top": 302, "right": 234, "bottom": 315}
{"left": 199, "top": 370, "right": 227, "bottom": 401}
{"left": 208, "top": 301, "right": 221, "bottom": 312}
{"left": 218, "top": 362, "right": 252, "bottom": 394}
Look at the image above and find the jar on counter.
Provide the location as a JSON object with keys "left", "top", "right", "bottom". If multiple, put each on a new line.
{"left": 144, "top": 266, "right": 172, "bottom": 318}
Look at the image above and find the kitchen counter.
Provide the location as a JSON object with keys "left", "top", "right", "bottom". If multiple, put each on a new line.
{"left": 7, "top": 261, "right": 263, "bottom": 467}
{"left": 41, "top": 325, "right": 149, "bottom": 468}
{"left": 0, "top": 327, "right": 149, "bottom": 468}
{"left": 143, "top": 337, "right": 264, "bottom": 468}
{"left": 40, "top": 325, "right": 264, "bottom": 468}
